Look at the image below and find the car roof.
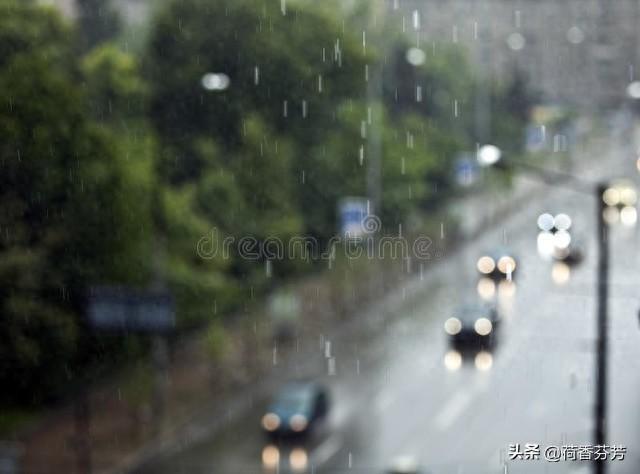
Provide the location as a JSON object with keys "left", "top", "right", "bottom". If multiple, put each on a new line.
{"left": 454, "top": 303, "right": 495, "bottom": 322}
{"left": 278, "top": 381, "right": 324, "bottom": 399}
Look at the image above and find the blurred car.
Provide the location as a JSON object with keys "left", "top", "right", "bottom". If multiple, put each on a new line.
{"left": 444, "top": 303, "right": 500, "bottom": 348}
{"left": 553, "top": 236, "right": 585, "bottom": 264}
{"left": 476, "top": 248, "right": 517, "bottom": 280}
{"left": 386, "top": 456, "right": 429, "bottom": 474}
{"left": 261, "top": 382, "right": 329, "bottom": 437}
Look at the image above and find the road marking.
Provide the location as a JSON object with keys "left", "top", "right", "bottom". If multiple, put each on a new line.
{"left": 311, "top": 433, "right": 343, "bottom": 466}
{"left": 434, "top": 390, "right": 473, "bottom": 431}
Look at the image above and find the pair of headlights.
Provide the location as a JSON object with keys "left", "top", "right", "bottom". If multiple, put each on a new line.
{"left": 444, "top": 317, "right": 493, "bottom": 336}
{"left": 262, "top": 413, "right": 308, "bottom": 432}
{"left": 477, "top": 255, "right": 516, "bottom": 275}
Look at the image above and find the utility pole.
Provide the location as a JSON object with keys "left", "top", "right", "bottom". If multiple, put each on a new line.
{"left": 366, "top": 2, "right": 384, "bottom": 217}
{"left": 594, "top": 183, "right": 609, "bottom": 474}
{"left": 474, "top": 0, "right": 491, "bottom": 144}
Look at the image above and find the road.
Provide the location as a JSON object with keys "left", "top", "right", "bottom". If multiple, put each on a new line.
{"left": 134, "top": 127, "right": 640, "bottom": 474}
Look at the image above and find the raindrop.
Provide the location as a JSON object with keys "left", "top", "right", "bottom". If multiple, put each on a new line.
{"left": 280, "top": 0, "right": 286, "bottom": 15}
{"left": 412, "top": 10, "right": 420, "bottom": 30}
{"left": 254, "top": 66, "right": 260, "bottom": 85}
{"left": 318, "top": 75, "right": 323, "bottom": 93}
{"left": 302, "top": 100, "right": 307, "bottom": 118}
{"left": 359, "top": 145, "right": 365, "bottom": 165}
{"left": 283, "top": 100, "right": 288, "bottom": 117}
{"left": 328, "top": 357, "right": 336, "bottom": 375}
{"left": 416, "top": 86, "right": 422, "bottom": 102}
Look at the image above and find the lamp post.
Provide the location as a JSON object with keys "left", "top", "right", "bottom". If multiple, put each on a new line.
{"left": 477, "top": 145, "right": 618, "bottom": 474}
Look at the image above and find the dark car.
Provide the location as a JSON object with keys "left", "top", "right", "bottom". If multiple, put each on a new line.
{"left": 444, "top": 303, "right": 500, "bottom": 348}
{"left": 476, "top": 248, "right": 517, "bottom": 281}
{"left": 261, "top": 382, "right": 329, "bottom": 437}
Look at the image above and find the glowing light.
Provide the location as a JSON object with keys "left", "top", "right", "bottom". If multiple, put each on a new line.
{"left": 477, "top": 256, "right": 496, "bottom": 274}
{"left": 627, "top": 81, "right": 640, "bottom": 100}
{"left": 261, "top": 413, "right": 280, "bottom": 431}
{"left": 444, "top": 350, "right": 462, "bottom": 371}
{"left": 602, "top": 187, "right": 620, "bottom": 206}
{"left": 553, "top": 230, "right": 572, "bottom": 250}
{"left": 201, "top": 73, "right": 230, "bottom": 91}
{"left": 474, "top": 318, "right": 493, "bottom": 336}
{"left": 620, "top": 188, "right": 637, "bottom": 206}
{"left": 406, "top": 47, "right": 426, "bottom": 66}
{"left": 497, "top": 256, "right": 516, "bottom": 275}
{"left": 444, "top": 317, "right": 462, "bottom": 335}
{"left": 289, "top": 414, "right": 308, "bottom": 432}
{"left": 262, "top": 445, "right": 280, "bottom": 469}
{"left": 554, "top": 213, "right": 572, "bottom": 231}
{"left": 477, "top": 145, "right": 502, "bottom": 167}
{"left": 537, "top": 213, "right": 555, "bottom": 232}
{"left": 498, "top": 279, "right": 517, "bottom": 298}
{"left": 475, "top": 351, "right": 493, "bottom": 371}
{"left": 620, "top": 206, "right": 637, "bottom": 227}
{"left": 289, "top": 448, "right": 308, "bottom": 472}
{"left": 551, "top": 261, "right": 571, "bottom": 285}
{"left": 477, "top": 277, "right": 496, "bottom": 300}
{"left": 537, "top": 231, "right": 555, "bottom": 259}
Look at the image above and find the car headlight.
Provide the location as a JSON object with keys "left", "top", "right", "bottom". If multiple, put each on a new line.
{"left": 289, "top": 414, "right": 308, "bottom": 432}
{"left": 262, "top": 413, "right": 281, "bottom": 431}
{"left": 474, "top": 317, "right": 493, "bottom": 336}
{"left": 444, "top": 317, "right": 462, "bottom": 335}
{"left": 477, "top": 256, "right": 495, "bottom": 274}
{"left": 497, "top": 256, "right": 516, "bottom": 274}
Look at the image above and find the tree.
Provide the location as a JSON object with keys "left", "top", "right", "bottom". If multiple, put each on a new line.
{"left": 0, "top": 0, "right": 149, "bottom": 404}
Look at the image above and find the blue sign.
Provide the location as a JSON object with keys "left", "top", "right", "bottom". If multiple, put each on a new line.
{"left": 88, "top": 286, "right": 175, "bottom": 333}
{"left": 338, "top": 197, "right": 368, "bottom": 238}
{"left": 454, "top": 153, "right": 479, "bottom": 187}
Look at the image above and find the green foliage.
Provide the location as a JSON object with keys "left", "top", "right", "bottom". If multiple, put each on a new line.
{"left": 0, "top": 1, "right": 151, "bottom": 405}
{"left": 82, "top": 44, "right": 148, "bottom": 122}
{"left": 0, "top": 0, "right": 534, "bottom": 409}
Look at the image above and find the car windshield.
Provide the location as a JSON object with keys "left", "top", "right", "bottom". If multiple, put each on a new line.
{"left": 2, "top": 1, "right": 639, "bottom": 473}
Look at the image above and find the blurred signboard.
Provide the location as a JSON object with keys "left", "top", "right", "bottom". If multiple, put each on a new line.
{"left": 87, "top": 286, "right": 175, "bottom": 333}
{"left": 338, "top": 197, "right": 368, "bottom": 238}
{"left": 454, "top": 152, "right": 479, "bottom": 187}
{"left": 525, "top": 124, "right": 547, "bottom": 152}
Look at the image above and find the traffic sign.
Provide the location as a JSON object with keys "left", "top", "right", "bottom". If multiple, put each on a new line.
{"left": 87, "top": 286, "right": 175, "bottom": 333}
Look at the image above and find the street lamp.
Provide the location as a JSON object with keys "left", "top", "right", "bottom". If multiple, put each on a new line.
{"left": 477, "top": 144, "right": 502, "bottom": 167}
{"left": 477, "top": 147, "right": 632, "bottom": 474}
{"left": 201, "top": 72, "right": 230, "bottom": 91}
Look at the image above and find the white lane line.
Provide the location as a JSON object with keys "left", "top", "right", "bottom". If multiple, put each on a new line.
{"left": 434, "top": 390, "right": 473, "bottom": 431}
{"left": 310, "top": 433, "right": 343, "bottom": 466}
